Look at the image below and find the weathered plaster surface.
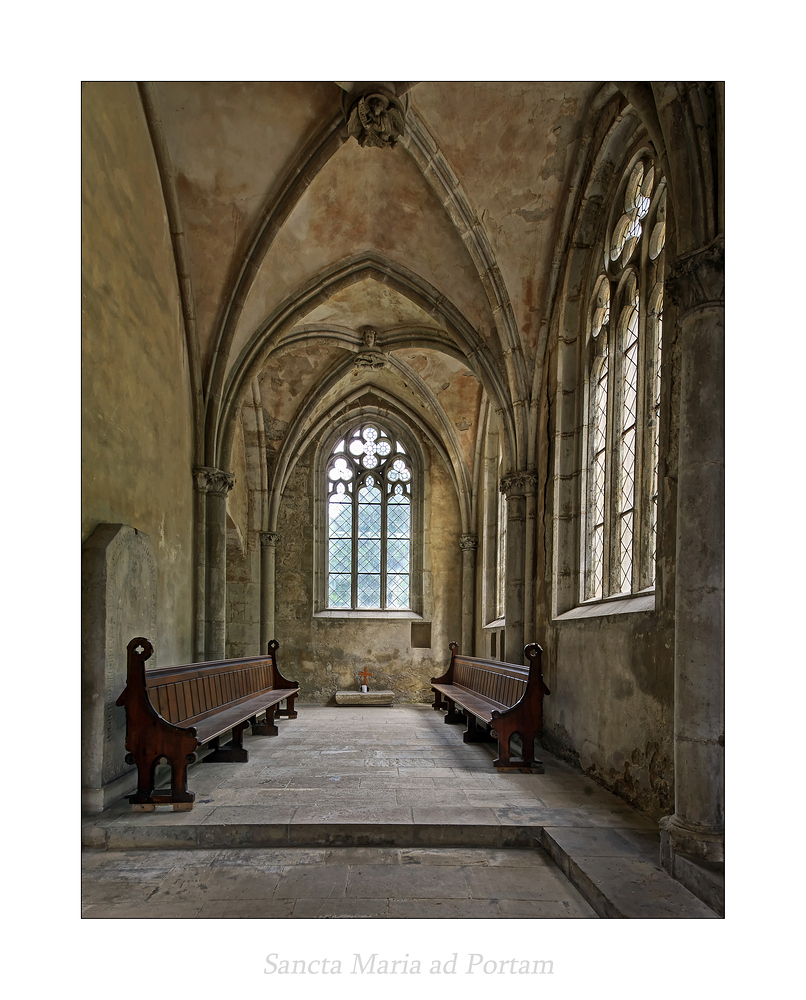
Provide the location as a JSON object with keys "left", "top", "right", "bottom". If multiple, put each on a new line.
{"left": 542, "top": 616, "right": 675, "bottom": 821}
{"left": 81, "top": 82, "right": 194, "bottom": 665}
{"left": 152, "top": 81, "right": 340, "bottom": 371}
{"left": 232, "top": 137, "right": 495, "bottom": 372}
{"left": 412, "top": 81, "right": 596, "bottom": 363}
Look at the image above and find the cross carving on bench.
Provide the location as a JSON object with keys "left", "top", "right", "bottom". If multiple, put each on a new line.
{"left": 359, "top": 667, "right": 372, "bottom": 686}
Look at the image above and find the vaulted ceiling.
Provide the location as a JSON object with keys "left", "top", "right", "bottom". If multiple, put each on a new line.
{"left": 147, "top": 81, "right": 604, "bottom": 477}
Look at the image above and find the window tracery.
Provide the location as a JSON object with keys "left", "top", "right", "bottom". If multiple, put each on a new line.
{"left": 326, "top": 423, "right": 412, "bottom": 610}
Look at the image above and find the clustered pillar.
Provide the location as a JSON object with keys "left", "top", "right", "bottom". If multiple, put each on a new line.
{"left": 260, "top": 531, "right": 280, "bottom": 651}
{"left": 459, "top": 533, "right": 478, "bottom": 654}
{"left": 499, "top": 472, "right": 537, "bottom": 664}
{"left": 192, "top": 467, "right": 235, "bottom": 662}
{"left": 660, "top": 236, "right": 725, "bottom": 865}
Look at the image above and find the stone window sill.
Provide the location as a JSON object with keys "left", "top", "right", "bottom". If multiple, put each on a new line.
{"left": 482, "top": 617, "right": 506, "bottom": 630}
{"left": 554, "top": 590, "right": 655, "bottom": 621}
{"left": 313, "top": 609, "right": 424, "bottom": 621}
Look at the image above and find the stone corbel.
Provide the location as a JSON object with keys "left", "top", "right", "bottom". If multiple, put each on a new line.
{"left": 193, "top": 467, "right": 235, "bottom": 496}
{"left": 499, "top": 472, "right": 538, "bottom": 498}
{"left": 666, "top": 235, "right": 724, "bottom": 320}
{"left": 353, "top": 326, "right": 386, "bottom": 371}
{"left": 260, "top": 531, "right": 281, "bottom": 549}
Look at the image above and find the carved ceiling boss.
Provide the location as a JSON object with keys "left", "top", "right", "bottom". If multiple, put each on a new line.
{"left": 347, "top": 90, "right": 406, "bottom": 149}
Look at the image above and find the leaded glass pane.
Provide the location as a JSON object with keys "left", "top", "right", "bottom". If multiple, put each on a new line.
{"left": 387, "top": 536, "right": 409, "bottom": 572}
{"left": 357, "top": 499, "right": 381, "bottom": 536}
{"left": 329, "top": 574, "right": 351, "bottom": 607}
{"left": 329, "top": 536, "right": 351, "bottom": 573}
{"left": 620, "top": 425, "right": 635, "bottom": 511}
{"left": 328, "top": 495, "right": 352, "bottom": 537}
{"left": 387, "top": 496, "right": 410, "bottom": 537}
{"left": 620, "top": 513, "right": 633, "bottom": 592}
{"left": 357, "top": 574, "right": 381, "bottom": 607}
{"left": 387, "top": 574, "right": 409, "bottom": 608}
{"left": 591, "top": 524, "right": 604, "bottom": 600}
{"left": 357, "top": 537, "right": 381, "bottom": 573}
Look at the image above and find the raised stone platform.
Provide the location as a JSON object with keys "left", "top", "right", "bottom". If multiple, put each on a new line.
{"left": 335, "top": 689, "right": 395, "bottom": 706}
{"left": 81, "top": 706, "right": 719, "bottom": 918}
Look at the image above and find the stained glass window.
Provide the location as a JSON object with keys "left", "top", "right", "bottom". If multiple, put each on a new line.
{"left": 326, "top": 423, "right": 412, "bottom": 610}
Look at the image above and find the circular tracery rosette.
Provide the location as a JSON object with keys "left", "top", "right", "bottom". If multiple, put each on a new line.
{"left": 609, "top": 160, "right": 655, "bottom": 268}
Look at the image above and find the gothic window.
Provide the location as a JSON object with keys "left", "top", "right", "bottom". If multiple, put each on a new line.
{"left": 582, "top": 155, "right": 666, "bottom": 602}
{"left": 325, "top": 423, "right": 412, "bottom": 610}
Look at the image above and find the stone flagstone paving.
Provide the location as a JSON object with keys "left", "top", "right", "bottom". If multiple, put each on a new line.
{"left": 82, "top": 706, "right": 717, "bottom": 918}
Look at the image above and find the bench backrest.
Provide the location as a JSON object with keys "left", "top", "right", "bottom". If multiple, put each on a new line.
{"left": 432, "top": 641, "right": 548, "bottom": 711}
{"left": 145, "top": 655, "right": 278, "bottom": 727}
{"left": 452, "top": 656, "right": 529, "bottom": 709}
{"left": 118, "top": 637, "right": 295, "bottom": 730}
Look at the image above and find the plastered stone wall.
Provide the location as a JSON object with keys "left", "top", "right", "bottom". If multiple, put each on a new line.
{"left": 543, "top": 616, "right": 675, "bottom": 821}
{"left": 274, "top": 441, "right": 462, "bottom": 702}
{"left": 82, "top": 82, "right": 194, "bottom": 666}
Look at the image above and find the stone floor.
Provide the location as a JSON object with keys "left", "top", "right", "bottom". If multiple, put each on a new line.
{"left": 82, "top": 705, "right": 719, "bottom": 918}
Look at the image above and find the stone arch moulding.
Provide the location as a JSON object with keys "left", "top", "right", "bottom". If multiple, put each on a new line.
{"left": 261, "top": 347, "right": 473, "bottom": 525}
{"left": 267, "top": 382, "right": 472, "bottom": 537}
{"left": 214, "top": 252, "right": 517, "bottom": 477}
{"left": 198, "top": 103, "right": 527, "bottom": 471}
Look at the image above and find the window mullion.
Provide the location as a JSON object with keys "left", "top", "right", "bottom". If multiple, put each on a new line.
{"left": 380, "top": 476, "right": 388, "bottom": 610}
{"left": 351, "top": 474, "right": 358, "bottom": 609}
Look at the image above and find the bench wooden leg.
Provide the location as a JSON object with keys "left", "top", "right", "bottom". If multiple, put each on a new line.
{"left": 250, "top": 707, "right": 279, "bottom": 737}
{"left": 463, "top": 714, "right": 495, "bottom": 743}
{"left": 491, "top": 723, "right": 544, "bottom": 772}
{"left": 432, "top": 689, "right": 445, "bottom": 711}
{"left": 202, "top": 722, "right": 250, "bottom": 762}
{"left": 444, "top": 699, "right": 465, "bottom": 724}
{"left": 127, "top": 750, "right": 196, "bottom": 809}
{"left": 275, "top": 693, "right": 298, "bottom": 719}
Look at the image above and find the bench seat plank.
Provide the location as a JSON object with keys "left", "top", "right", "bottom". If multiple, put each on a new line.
{"left": 431, "top": 682, "right": 508, "bottom": 721}
{"left": 191, "top": 689, "right": 293, "bottom": 743}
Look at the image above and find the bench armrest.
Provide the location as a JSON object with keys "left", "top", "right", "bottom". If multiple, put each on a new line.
{"left": 431, "top": 640, "right": 459, "bottom": 685}
{"left": 267, "top": 639, "right": 300, "bottom": 690}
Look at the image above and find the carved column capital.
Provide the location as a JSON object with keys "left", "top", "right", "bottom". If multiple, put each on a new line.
{"left": 459, "top": 533, "right": 478, "bottom": 551}
{"left": 260, "top": 531, "right": 281, "bottom": 549}
{"left": 499, "top": 472, "right": 538, "bottom": 498}
{"left": 193, "top": 467, "right": 235, "bottom": 497}
{"left": 666, "top": 235, "right": 725, "bottom": 319}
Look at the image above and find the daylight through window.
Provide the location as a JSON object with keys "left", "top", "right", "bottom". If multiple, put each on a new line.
{"left": 326, "top": 423, "right": 412, "bottom": 610}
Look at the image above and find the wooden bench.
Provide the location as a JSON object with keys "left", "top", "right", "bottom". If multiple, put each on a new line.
{"left": 116, "top": 637, "right": 299, "bottom": 810}
{"left": 430, "top": 641, "right": 550, "bottom": 772}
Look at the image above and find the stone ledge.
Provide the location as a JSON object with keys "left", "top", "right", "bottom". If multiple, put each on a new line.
{"left": 335, "top": 690, "right": 395, "bottom": 706}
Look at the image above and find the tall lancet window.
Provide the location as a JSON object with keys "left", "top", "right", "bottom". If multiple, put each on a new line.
{"left": 582, "top": 154, "right": 666, "bottom": 602}
{"left": 326, "top": 423, "right": 412, "bottom": 610}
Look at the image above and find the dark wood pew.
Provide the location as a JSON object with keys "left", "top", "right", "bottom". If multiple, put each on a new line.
{"left": 430, "top": 641, "right": 550, "bottom": 771}
{"left": 116, "top": 637, "right": 299, "bottom": 810}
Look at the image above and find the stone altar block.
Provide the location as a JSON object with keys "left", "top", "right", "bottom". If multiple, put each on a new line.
{"left": 82, "top": 524, "right": 157, "bottom": 813}
{"left": 335, "top": 690, "right": 395, "bottom": 706}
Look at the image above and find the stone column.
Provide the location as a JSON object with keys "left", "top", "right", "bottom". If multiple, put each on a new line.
{"left": 459, "top": 533, "right": 478, "bottom": 654}
{"left": 197, "top": 468, "right": 235, "bottom": 660}
{"left": 660, "top": 237, "right": 724, "bottom": 865}
{"left": 499, "top": 473, "right": 537, "bottom": 663}
{"left": 192, "top": 469, "right": 209, "bottom": 662}
{"left": 260, "top": 531, "right": 280, "bottom": 650}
